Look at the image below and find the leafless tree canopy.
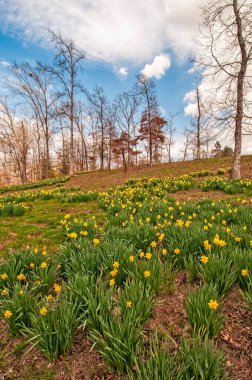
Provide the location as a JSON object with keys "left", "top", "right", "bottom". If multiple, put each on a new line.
{"left": 194, "top": 0, "right": 252, "bottom": 178}
{"left": 1, "top": 7, "right": 250, "bottom": 184}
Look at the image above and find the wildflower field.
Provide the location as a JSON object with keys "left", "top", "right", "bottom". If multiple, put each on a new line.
{"left": 0, "top": 158, "right": 252, "bottom": 379}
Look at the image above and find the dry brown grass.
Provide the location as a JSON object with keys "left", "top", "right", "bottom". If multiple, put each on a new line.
{"left": 67, "top": 156, "right": 252, "bottom": 192}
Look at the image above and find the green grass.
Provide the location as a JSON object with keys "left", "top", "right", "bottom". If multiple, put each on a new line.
{"left": 0, "top": 199, "right": 104, "bottom": 255}
{"left": 0, "top": 162, "right": 251, "bottom": 378}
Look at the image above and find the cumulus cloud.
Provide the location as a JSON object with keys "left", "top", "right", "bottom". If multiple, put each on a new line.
{"left": 141, "top": 54, "right": 171, "bottom": 79}
{"left": 184, "top": 102, "right": 197, "bottom": 116}
{"left": 118, "top": 66, "right": 128, "bottom": 78}
{"left": 0, "top": 60, "right": 10, "bottom": 67}
{"left": 0, "top": 0, "right": 209, "bottom": 64}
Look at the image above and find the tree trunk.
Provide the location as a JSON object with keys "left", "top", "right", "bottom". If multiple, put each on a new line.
{"left": 69, "top": 69, "right": 74, "bottom": 176}
{"left": 122, "top": 151, "right": 127, "bottom": 172}
{"left": 45, "top": 120, "right": 50, "bottom": 179}
{"left": 231, "top": 0, "right": 247, "bottom": 179}
{"left": 196, "top": 88, "right": 201, "bottom": 160}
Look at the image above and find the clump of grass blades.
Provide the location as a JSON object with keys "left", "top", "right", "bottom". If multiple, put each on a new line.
{"left": 130, "top": 332, "right": 176, "bottom": 380}
{"left": 25, "top": 294, "right": 81, "bottom": 360}
{"left": 184, "top": 283, "right": 223, "bottom": 338}
{"left": 241, "top": 282, "right": 252, "bottom": 311}
{"left": 0, "top": 284, "right": 37, "bottom": 335}
{"left": 201, "top": 253, "right": 237, "bottom": 296}
{"left": 177, "top": 335, "right": 226, "bottom": 380}
{"left": 87, "top": 280, "right": 153, "bottom": 373}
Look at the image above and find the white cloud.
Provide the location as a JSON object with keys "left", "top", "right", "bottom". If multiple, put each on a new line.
{"left": 0, "top": 0, "right": 209, "bottom": 64}
{"left": 0, "top": 60, "right": 10, "bottom": 67}
{"left": 183, "top": 90, "right": 196, "bottom": 103}
{"left": 141, "top": 54, "right": 171, "bottom": 79}
{"left": 118, "top": 66, "right": 128, "bottom": 78}
{"left": 184, "top": 102, "right": 197, "bottom": 116}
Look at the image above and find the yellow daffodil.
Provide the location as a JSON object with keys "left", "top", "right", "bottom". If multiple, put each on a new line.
{"left": 144, "top": 270, "right": 150, "bottom": 278}
{"left": 208, "top": 299, "right": 219, "bottom": 310}
{"left": 200, "top": 255, "right": 208, "bottom": 264}
{"left": 40, "top": 307, "right": 48, "bottom": 316}
{"left": 241, "top": 269, "right": 248, "bottom": 277}
{"left": 4, "top": 310, "right": 12, "bottom": 319}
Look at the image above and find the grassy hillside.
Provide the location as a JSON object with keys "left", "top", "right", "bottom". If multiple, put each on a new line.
{"left": 67, "top": 155, "right": 252, "bottom": 191}
{"left": 0, "top": 156, "right": 251, "bottom": 380}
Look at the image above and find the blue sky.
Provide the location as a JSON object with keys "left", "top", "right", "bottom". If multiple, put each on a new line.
{"left": 0, "top": 30, "right": 195, "bottom": 134}
{"left": 0, "top": 0, "right": 210, "bottom": 157}
{"left": 0, "top": 0, "right": 251, "bottom": 156}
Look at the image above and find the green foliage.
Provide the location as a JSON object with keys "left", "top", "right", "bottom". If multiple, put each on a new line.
{"left": 184, "top": 284, "right": 223, "bottom": 338}
{"left": 177, "top": 336, "right": 226, "bottom": 380}
{"left": 241, "top": 282, "right": 252, "bottom": 311}
{"left": 0, "top": 176, "right": 69, "bottom": 195}
{"left": 0, "top": 284, "right": 37, "bottom": 335}
{"left": 1, "top": 167, "right": 252, "bottom": 378}
{"left": 130, "top": 333, "right": 176, "bottom": 380}
{"left": 201, "top": 253, "right": 237, "bottom": 296}
{"left": 232, "top": 249, "right": 252, "bottom": 289}
{"left": 90, "top": 311, "right": 142, "bottom": 373}
{"left": 25, "top": 294, "right": 81, "bottom": 360}
{"left": 200, "top": 177, "right": 252, "bottom": 194}
{"left": 0, "top": 203, "right": 27, "bottom": 216}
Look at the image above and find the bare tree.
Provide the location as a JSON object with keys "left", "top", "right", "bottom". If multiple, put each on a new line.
{"left": 195, "top": 0, "right": 252, "bottom": 178}
{"left": 137, "top": 76, "right": 166, "bottom": 165}
{"left": 0, "top": 99, "right": 34, "bottom": 183}
{"left": 74, "top": 101, "right": 89, "bottom": 171}
{"left": 165, "top": 112, "right": 177, "bottom": 162}
{"left": 113, "top": 89, "right": 141, "bottom": 166}
{"left": 87, "top": 86, "right": 110, "bottom": 170}
{"left": 7, "top": 62, "right": 57, "bottom": 178}
{"left": 182, "top": 129, "right": 195, "bottom": 161}
{"left": 40, "top": 31, "right": 85, "bottom": 176}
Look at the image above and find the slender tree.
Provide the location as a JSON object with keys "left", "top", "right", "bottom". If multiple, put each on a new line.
{"left": 87, "top": 86, "right": 110, "bottom": 170}
{"left": 0, "top": 100, "right": 33, "bottom": 183}
{"left": 138, "top": 76, "right": 165, "bottom": 165}
{"left": 40, "top": 31, "right": 85, "bottom": 176}
{"left": 195, "top": 0, "right": 252, "bottom": 178}
{"left": 113, "top": 89, "right": 140, "bottom": 165}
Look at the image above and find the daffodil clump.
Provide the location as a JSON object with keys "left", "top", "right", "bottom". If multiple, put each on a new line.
{"left": 0, "top": 176, "right": 69, "bottom": 195}
{"left": 200, "top": 176, "right": 252, "bottom": 194}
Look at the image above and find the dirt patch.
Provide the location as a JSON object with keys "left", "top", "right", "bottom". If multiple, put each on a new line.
{"left": 53, "top": 331, "right": 121, "bottom": 380}
{"left": 29, "top": 223, "right": 48, "bottom": 228}
{"left": 145, "top": 275, "right": 252, "bottom": 380}
{"left": 145, "top": 271, "right": 191, "bottom": 350}
{"left": 0, "top": 322, "right": 121, "bottom": 380}
{"left": 168, "top": 188, "right": 236, "bottom": 202}
{"left": 217, "top": 287, "right": 252, "bottom": 380}
{"left": 27, "top": 233, "right": 42, "bottom": 239}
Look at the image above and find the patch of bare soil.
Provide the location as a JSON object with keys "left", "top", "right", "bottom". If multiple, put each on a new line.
{"left": 145, "top": 271, "right": 191, "bottom": 350}
{"left": 217, "top": 287, "right": 252, "bottom": 380}
{"left": 0, "top": 323, "right": 121, "bottom": 380}
{"left": 53, "top": 331, "right": 122, "bottom": 380}
{"left": 145, "top": 275, "right": 252, "bottom": 380}
{"left": 170, "top": 188, "right": 235, "bottom": 202}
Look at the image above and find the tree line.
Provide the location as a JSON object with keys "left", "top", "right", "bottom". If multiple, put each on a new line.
{"left": 0, "top": 0, "right": 251, "bottom": 183}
